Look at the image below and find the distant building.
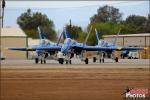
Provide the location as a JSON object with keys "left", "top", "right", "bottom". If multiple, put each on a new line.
{"left": 1, "top": 27, "right": 28, "bottom": 59}
{"left": 103, "top": 33, "right": 150, "bottom": 58}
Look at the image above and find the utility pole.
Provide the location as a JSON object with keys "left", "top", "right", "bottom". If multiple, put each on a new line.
{"left": 149, "top": 0, "right": 150, "bottom": 16}
{"left": 2, "top": 0, "right": 5, "bottom": 28}
{"left": 69, "top": 19, "right": 73, "bottom": 39}
{"left": 69, "top": 19, "right": 72, "bottom": 29}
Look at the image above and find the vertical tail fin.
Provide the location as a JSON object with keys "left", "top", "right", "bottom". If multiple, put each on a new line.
{"left": 38, "top": 27, "right": 45, "bottom": 40}
{"left": 112, "top": 28, "right": 121, "bottom": 46}
{"left": 95, "top": 28, "right": 100, "bottom": 41}
{"left": 84, "top": 26, "right": 93, "bottom": 45}
{"left": 64, "top": 28, "right": 70, "bottom": 39}
{"left": 57, "top": 31, "right": 63, "bottom": 46}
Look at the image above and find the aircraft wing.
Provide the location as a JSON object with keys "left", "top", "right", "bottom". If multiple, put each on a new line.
{"left": 8, "top": 46, "right": 61, "bottom": 51}
{"left": 8, "top": 47, "right": 34, "bottom": 51}
{"left": 73, "top": 45, "right": 145, "bottom": 51}
{"left": 73, "top": 45, "right": 122, "bottom": 51}
{"left": 120, "top": 47, "right": 145, "bottom": 51}
{"left": 82, "top": 46, "right": 123, "bottom": 51}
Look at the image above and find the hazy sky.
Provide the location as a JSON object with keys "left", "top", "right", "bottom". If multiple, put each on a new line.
{"left": 3, "top": 1, "right": 149, "bottom": 31}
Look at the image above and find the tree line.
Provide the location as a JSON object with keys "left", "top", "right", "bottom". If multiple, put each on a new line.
{"left": 17, "top": 9, "right": 56, "bottom": 41}
{"left": 17, "top": 5, "right": 150, "bottom": 45}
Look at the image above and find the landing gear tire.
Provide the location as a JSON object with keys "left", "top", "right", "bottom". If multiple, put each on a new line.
{"left": 85, "top": 58, "right": 89, "bottom": 64}
{"left": 69, "top": 60, "right": 72, "bottom": 64}
{"left": 58, "top": 58, "right": 64, "bottom": 64}
{"left": 115, "top": 57, "right": 118, "bottom": 62}
{"left": 41, "top": 60, "right": 43, "bottom": 64}
{"left": 66, "top": 60, "right": 71, "bottom": 64}
{"left": 102, "top": 59, "right": 104, "bottom": 63}
{"left": 99, "top": 59, "right": 104, "bottom": 63}
{"left": 93, "top": 57, "right": 96, "bottom": 62}
{"left": 44, "top": 60, "right": 46, "bottom": 64}
{"left": 35, "top": 58, "right": 38, "bottom": 64}
{"left": 66, "top": 60, "right": 68, "bottom": 64}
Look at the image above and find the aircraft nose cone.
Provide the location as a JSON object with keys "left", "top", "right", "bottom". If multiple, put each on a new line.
{"left": 61, "top": 44, "right": 70, "bottom": 54}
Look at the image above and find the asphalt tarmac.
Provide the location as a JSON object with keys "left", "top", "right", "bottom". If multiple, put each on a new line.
{"left": 1, "top": 59, "right": 149, "bottom": 69}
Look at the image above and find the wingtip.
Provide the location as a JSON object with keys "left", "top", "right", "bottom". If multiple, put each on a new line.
{"left": 27, "top": 48, "right": 32, "bottom": 50}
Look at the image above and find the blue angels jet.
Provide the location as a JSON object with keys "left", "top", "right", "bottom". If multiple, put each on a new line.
{"left": 56, "top": 27, "right": 91, "bottom": 64}
{"left": 9, "top": 27, "right": 61, "bottom": 64}
{"left": 92, "top": 28, "right": 145, "bottom": 63}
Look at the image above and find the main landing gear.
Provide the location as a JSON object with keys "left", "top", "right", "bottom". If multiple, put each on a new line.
{"left": 35, "top": 57, "right": 46, "bottom": 64}
{"left": 58, "top": 58, "right": 72, "bottom": 64}
{"left": 93, "top": 57, "right": 105, "bottom": 63}
{"left": 93, "top": 57, "right": 96, "bottom": 62}
{"left": 85, "top": 58, "right": 89, "bottom": 64}
{"left": 93, "top": 52, "right": 105, "bottom": 63}
{"left": 114, "top": 57, "right": 118, "bottom": 62}
{"left": 66, "top": 60, "right": 72, "bottom": 64}
{"left": 58, "top": 58, "right": 64, "bottom": 64}
{"left": 99, "top": 58, "right": 104, "bottom": 63}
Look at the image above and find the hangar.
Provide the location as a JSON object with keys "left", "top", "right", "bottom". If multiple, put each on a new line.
{"left": 1, "top": 27, "right": 28, "bottom": 59}
{"left": 103, "top": 33, "right": 150, "bottom": 59}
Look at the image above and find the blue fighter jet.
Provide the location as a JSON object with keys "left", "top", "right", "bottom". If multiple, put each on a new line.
{"left": 9, "top": 27, "right": 61, "bottom": 64}
{"left": 92, "top": 28, "right": 145, "bottom": 63}
{"left": 57, "top": 27, "right": 91, "bottom": 64}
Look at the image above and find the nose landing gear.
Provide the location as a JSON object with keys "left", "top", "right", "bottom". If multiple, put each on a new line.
{"left": 85, "top": 58, "right": 89, "bottom": 64}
